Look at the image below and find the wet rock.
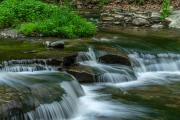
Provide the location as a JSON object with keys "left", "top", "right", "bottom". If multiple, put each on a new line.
{"left": 46, "top": 59, "right": 63, "bottom": 66}
{"left": 99, "top": 54, "right": 131, "bottom": 66}
{"left": 48, "top": 41, "right": 65, "bottom": 49}
{"left": 132, "top": 18, "right": 150, "bottom": 26}
{"left": 63, "top": 54, "right": 78, "bottom": 67}
{"left": 66, "top": 65, "right": 96, "bottom": 83}
{"left": 0, "top": 72, "right": 76, "bottom": 119}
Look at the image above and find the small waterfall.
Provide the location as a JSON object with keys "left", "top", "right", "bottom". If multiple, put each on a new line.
{"left": 77, "top": 47, "right": 136, "bottom": 83}
{"left": 0, "top": 71, "right": 85, "bottom": 120}
{"left": 24, "top": 80, "right": 84, "bottom": 120}
{"left": 112, "top": 52, "right": 180, "bottom": 89}
{"left": 0, "top": 59, "right": 55, "bottom": 72}
{"left": 129, "top": 52, "right": 180, "bottom": 73}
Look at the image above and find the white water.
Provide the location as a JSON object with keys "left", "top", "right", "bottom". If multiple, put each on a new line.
{"left": 114, "top": 52, "right": 180, "bottom": 89}
{"left": 129, "top": 52, "right": 180, "bottom": 73}
{"left": 71, "top": 85, "right": 153, "bottom": 120}
{"left": 1, "top": 47, "right": 180, "bottom": 120}
{"left": 1, "top": 59, "right": 55, "bottom": 72}
{"left": 24, "top": 80, "right": 84, "bottom": 120}
{"left": 0, "top": 71, "right": 84, "bottom": 120}
{"left": 78, "top": 48, "right": 180, "bottom": 87}
{"left": 64, "top": 47, "right": 180, "bottom": 120}
{"left": 77, "top": 48, "right": 135, "bottom": 83}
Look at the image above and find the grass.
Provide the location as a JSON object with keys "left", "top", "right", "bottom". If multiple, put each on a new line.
{"left": 161, "top": 0, "right": 171, "bottom": 19}
{"left": 0, "top": 0, "right": 96, "bottom": 38}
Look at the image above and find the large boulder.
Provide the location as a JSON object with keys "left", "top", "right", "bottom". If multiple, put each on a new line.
{"left": 63, "top": 54, "right": 78, "bottom": 67}
{"left": 99, "top": 54, "right": 131, "bottom": 66}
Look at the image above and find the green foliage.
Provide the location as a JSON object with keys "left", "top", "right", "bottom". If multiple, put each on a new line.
{"left": 99, "top": 0, "right": 111, "bottom": 6}
{"left": 161, "top": 0, "right": 171, "bottom": 19}
{"left": 135, "top": 0, "right": 145, "bottom": 5}
{"left": 0, "top": 0, "right": 96, "bottom": 38}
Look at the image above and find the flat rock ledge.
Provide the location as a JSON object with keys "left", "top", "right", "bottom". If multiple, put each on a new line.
{"left": 100, "top": 9, "right": 170, "bottom": 28}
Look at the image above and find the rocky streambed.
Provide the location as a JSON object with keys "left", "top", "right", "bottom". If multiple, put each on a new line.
{"left": 0, "top": 29, "right": 180, "bottom": 119}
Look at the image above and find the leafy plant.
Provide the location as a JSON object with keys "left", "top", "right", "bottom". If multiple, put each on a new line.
{"left": 135, "top": 0, "right": 145, "bottom": 5}
{"left": 0, "top": 0, "right": 96, "bottom": 38}
{"left": 161, "top": 0, "right": 171, "bottom": 19}
{"left": 99, "top": 0, "right": 111, "bottom": 6}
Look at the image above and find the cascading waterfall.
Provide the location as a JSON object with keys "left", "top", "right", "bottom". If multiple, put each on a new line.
{"left": 77, "top": 47, "right": 136, "bottom": 83}
{"left": 114, "top": 52, "right": 180, "bottom": 89}
{"left": 0, "top": 61, "right": 85, "bottom": 120}
{"left": 77, "top": 47, "right": 180, "bottom": 89}
{"left": 0, "top": 59, "right": 55, "bottom": 72}
{"left": 129, "top": 52, "right": 180, "bottom": 73}
{"left": 24, "top": 80, "right": 84, "bottom": 120}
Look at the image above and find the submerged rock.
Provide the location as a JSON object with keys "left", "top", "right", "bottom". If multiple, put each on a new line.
{"left": 99, "top": 54, "right": 131, "bottom": 66}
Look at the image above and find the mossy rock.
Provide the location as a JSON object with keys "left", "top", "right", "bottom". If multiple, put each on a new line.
{"left": 0, "top": 71, "right": 76, "bottom": 119}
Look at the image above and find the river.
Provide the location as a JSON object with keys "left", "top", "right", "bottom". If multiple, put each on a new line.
{"left": 0, "top": 31, "right": 180, "bottom": 120}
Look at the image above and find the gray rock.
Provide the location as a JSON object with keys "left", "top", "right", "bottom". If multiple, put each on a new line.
{"left": 113, "top": 22, "right": 121, "bottom": 25}
{"left": 151, "top": 24, "right": 164, "bottom": 29}
{"left": 166, "top": 10, "right": 180, "bottom": 29}
{"left": 67, "top": 69, "right": 95, "bottom": 83}
{"left": 49, "top": 41, "right": 65, "bottom": 49}
{"left": 150, "top": 12, "right": 162, "bottom": 23}
{"left": 113, "top": 14, "right": 124, "bottom": 20}
{"left": 151, "top": 12, "right": 161, "bottom": 18}
{"left": 101, "top": 16, "right": 114, "bottom": 21}
{"left": 66, "top": 65, "right": 99, "bottom": 83}
{"left": 132, "top": 18, "right": 150, "bottom": 26}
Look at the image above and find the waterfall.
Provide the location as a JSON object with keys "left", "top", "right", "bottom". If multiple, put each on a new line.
{"left": 24, "top": 80, "right": 84, "bottom": 120}
{"left": 129, "top": 52, "right": 180, "bottom": 73}
{"left": 77, "top": 47, "right": 136, "bottom": 83}
{"left": 0, "top": 59, "right": 55, "bottom": 72}
{"left": 0, "top": 71, "right": 84, "bottom": 120}
{"left": 113, "top": 52, "right": 180, "bottom": 89}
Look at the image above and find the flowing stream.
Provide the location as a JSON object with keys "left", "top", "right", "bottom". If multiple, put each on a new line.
{"left": 1, "top": 33, "right": 180, "bottom": 120}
